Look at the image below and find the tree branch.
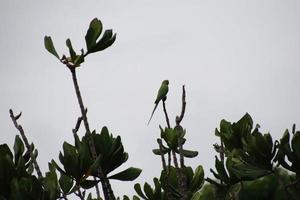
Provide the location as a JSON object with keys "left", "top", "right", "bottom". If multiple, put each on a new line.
{"left": 162, "top": 99, "right": 171, "bottom": 128}
{"left": 9, "top": 109, "right": 43, "bottom": 180}
{"left": 70, "top": 69, "right": 114, "bottom": 200}
{"left": 176, "top": 85, "right": 186, "bottom": 126}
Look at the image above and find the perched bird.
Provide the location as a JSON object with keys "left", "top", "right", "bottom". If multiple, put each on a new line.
{"left": 147, "top": 80, "right": 169, "bottom": 125}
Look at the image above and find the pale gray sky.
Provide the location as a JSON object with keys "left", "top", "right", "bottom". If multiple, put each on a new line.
{"left": 1, "top": 0, "right": 300, "bottom": 197}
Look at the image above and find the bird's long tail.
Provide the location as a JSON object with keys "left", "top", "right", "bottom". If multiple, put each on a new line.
{"left": 147, "top": 103, "right": 158, "bottom": 125}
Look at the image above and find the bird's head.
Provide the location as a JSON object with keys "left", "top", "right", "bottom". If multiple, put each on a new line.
{"left": 162, "top": 80, "right": 169, "bottom": 85}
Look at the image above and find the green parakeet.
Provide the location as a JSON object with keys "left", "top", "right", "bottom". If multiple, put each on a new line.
{"left": 147, "top": 80, "right": 169, "bottom": 125}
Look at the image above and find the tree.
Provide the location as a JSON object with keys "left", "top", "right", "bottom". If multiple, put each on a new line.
{"left": 1, "top": 17, "right": 300, "bottom": 200}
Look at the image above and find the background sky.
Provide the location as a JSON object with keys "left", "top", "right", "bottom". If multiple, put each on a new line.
{"left": 1, "top": 0, "right": 300, "bottom": 198}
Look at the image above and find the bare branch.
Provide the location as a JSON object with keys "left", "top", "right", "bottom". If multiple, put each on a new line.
{"left": 73, "top": 116, "right": 83, "bottom": 134}
{"left": 70, "top": 70, "right": 113, "bottom": 199}
{"left": 162, "top": 99, "right": 171, "bottom": 128}
{"left": 9, "top": 109, "right": 43, "bottom": 180}
{"left": 176, "top": 85, "right": 186, "bottom": 126}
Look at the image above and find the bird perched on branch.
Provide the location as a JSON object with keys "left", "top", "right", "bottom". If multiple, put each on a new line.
{"left": 148, "top": 80, "right": 169, "bottom": 125}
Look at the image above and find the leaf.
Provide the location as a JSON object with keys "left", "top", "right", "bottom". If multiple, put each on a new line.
{"left": 59, "top": 173, "right": 73, "bottom": 194}
{"left": 153, "top": 178, "right": 162, "bottom": 199}
{"left": 80, "top": 179, "right": 100, "bottom": 189}
{"left": 108, "top": 167, "right": 142, "bottom": 181}
{"left": 66, "top": 39, "right": 77, "bottom": 61}
{"left": 152, "top": 148, "right": 169, "bottom": 156}
{"left": 181, "top": 149, "right": 198, "bottom": 158}
{"left": 215, "top": 156, "right": 229, "bottom": 184}
{"left": 89, "top": 30, "right": 116, "bottom": 53}
{"left": 161, "top": 128, "right": 178, "bottom": 150}
{"left": 85, "top": 18, "right": 102, "bottom": 51}
{"left": 44, "top": 36, "right": 60, "bottom": 59}
{"left": 60, "top": 142, "right": 80, "bottom": 178}
{"left": 123, "top": 196, "right": 130, "bottom": 200}
{"left": 13, "top": 135, "right": 24, "bottom": 163}
{"left": 133, "top": 195, "right": 140, "bottom": 200}
{"left": 78, "top": 141, "right": 93, "bottom": 175}
{"left": 0, "top": 144, "right": 13, "bottom": 159}
{"left": 226, "top": 156, "right": 271, "bottom": 181}
{"left": 190, "top": 165, "right": 205, "bottom": 192}
{"left": 280, "top": 130, "right": 294, "bottom": 161}
{"left": 44, "top": 169, "right": 60, "bottom": 199}
{"left": 134, "top": 183, "right": 147, "bottom": 199}
{"left": 144, "top": 182, "right": 154, "bottom": 199}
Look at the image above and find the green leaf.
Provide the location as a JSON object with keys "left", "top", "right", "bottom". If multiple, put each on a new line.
{"left": 44, "top": 36, "right": 60, "bottom": 59}
{"left": 181, "top": 149, "right": 198, "bottom": 158}
{"left": 80, "top": 179, "right": 100, "bottom": 189}
{"left": 123, "top": 195, "right": 130, "bottom": 200}
{"left": 0, "top": 144, "right": 13, "bottom": 159}
{"left": 152, "top": 148, "right": 169, "bottom": 156}
{"left": 144, "top": 182, "right": 154, "bottom": 199}
{"left": 108, "top": 167, "right": 142, "bottom": 181}
{"left": 280, "top": 130, "right": 294, "bottom": 161}
{"left": 134, "top": 183, "right": 147, "bottom": 199}
{"left": 161, "top": 128, "right": 178, "bottom": 150}
{"left": 133, "top": 195, "right": 141, "bottom": 200}
{"left": 85, "top": 18, "right": 102, "bottom": 51}
{"left": 78, "top": 141, "right": 93, "bottom": 175}
{"left": 226, "top": 156, "right": 271, "bottom": 181}
{"left": 44, "top": 169, "right": 60, "bottom": 199}
{"left": 60, "top": 142, "right": 80, "bottom": 178}
{"left": 59, "top": 173, "right": 73, "bottom": 194}
{"left": 215, "top": 156, "right": 229, "bottom": 184}
{"left": 89, "top": 30, "right": 116, "bottom": 53}
{"left": 153, "top": 178, "right": 162, "bottom": 199}
{"left": 13, "top": 135, "right": 24, "bottom": 163}
{"left": 190, "top": 165, "right": 205, "bottom": 192}
{"left": 66, "top": 39, "right": 77, "bottom": 61}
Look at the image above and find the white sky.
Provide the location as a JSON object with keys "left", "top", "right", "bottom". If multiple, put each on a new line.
{"left": 1, "top": 0, "right": 300, "bottom": 198}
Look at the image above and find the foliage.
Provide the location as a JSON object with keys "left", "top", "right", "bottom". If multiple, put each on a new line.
{"left": 1, "top": 17, "right": 300, "bottom": 200}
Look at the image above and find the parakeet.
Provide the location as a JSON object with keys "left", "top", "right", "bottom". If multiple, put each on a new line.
{"left": 147, "top": 80, "right": 169, "bottom": 125}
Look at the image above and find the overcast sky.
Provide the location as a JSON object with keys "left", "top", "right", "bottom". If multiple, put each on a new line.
{"left": 1, "top": 0, "right": 300, "bottom": 198}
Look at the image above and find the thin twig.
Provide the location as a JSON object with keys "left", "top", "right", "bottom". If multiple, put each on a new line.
{"left": 168, "top": 151, "right": 171, "bottom": 170}
{"left": 175, "top": 86, "right": 186, "bottom": 167}
{"left": 175, "top": 86, "right": 188, "bottom": 198}
{"left": 75, "top": 189, "right": 85, "bottom": 200}
{"left": 70, "top": 69, "right": 91, "bottom": 134}
{"left": 176, "top": 85, "right": 186, "bottom": 126}
{"left": 220, "top": 137, "right": 225, "bottom": 184}
{"left": 162, "top": 99, "right": 171, "bottom": 128}
{"left": 220, "top": 138, "right": 224, "bottom": 163}
{"left": 74, "top": 116, "right": 83, "bottom": 134}
{"left": 9, "top": 109, "right": 43, "bottom": 180}
{"left": 175, "top": 86, "right": 188, "bottom": 199}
